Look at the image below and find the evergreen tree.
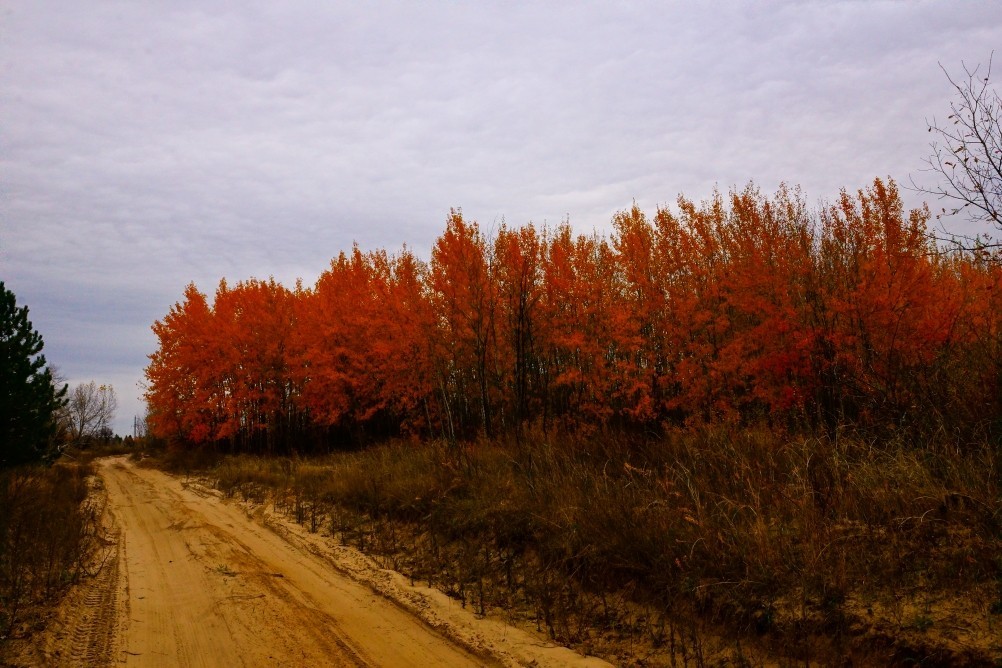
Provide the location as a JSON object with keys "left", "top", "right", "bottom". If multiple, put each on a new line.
{"left": 0, "top": 281, "right": 66, "bottom": 467}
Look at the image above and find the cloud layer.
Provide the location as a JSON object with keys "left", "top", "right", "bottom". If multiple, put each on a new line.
{"left": 3, "top": 1, "right": 1001, "bottom": 432}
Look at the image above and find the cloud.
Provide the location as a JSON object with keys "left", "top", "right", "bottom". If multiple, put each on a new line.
{"left": 2, "top": 0, "right": 1001, "bottom": 432}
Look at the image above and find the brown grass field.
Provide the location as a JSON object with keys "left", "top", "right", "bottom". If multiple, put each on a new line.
{"left": 160, "top": 427, "right": 1002, "bottom": 666}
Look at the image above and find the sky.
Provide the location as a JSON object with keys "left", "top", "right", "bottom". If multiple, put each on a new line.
{"left": 3, "top": 1, "right": 1001, "bottom": 435}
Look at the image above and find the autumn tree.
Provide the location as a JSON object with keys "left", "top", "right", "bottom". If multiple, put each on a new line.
{"left": 711, "top": 185, "right": 816, "bottom": 420}
{"left": 492, "top": 223, "right": 545, "bottom": 431}
{"left": 364, "top": 248, "right": 439, "bottom": 435}
{"left": 812, "top": 180, "right": 929, "bottom": 429}
{"left": 145, "top": 178, "right": 1002, "bottom": 447}
{"left": 659, "top": 192, "right": 733, "bottom": 422}
{"left": 430, "top": 210, "right": 497, "bottom": 437}
{"left": 145, "top": 283, "right": 218, "bottom": 445}
{"left": 611, "top": 205, "right": 672, "bottom": 424}
{"left": 294, "top": 247, "right": 388, "bottom": 439}
{"left": 540, "top": 225, "right": 626, "bottom": 429}
{"left": 211, "top": 278, "right": 300, "bottom": 452}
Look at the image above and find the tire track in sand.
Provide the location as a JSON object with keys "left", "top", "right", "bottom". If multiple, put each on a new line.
{"left": 63, "top": 549, "right": 119, "bottom": 667}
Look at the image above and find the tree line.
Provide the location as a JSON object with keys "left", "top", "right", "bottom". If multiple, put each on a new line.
{"left": 143, "top": 178, "right": 1002, "bottom": 453}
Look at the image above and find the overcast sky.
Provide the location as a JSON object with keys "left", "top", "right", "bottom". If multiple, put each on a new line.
{"left": 3, "top": 1, "right": 1001, "bottom": 435}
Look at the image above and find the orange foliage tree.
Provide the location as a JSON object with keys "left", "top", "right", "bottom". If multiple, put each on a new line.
{"left": 429, "top": 210, "right": 497, "bottom": 438}
{"left": 492, "top": 223, "right": 545, "bottom": 432}
{"left": 145, "top": 178, "right": 1002, "bottom": 451}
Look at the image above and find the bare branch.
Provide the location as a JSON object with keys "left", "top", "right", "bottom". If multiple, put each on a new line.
{"left": 911, "top": 53, "right": 1002, "bottom": 243}
{"left": 63, "top": 382, "right": 118, "bottom": 445}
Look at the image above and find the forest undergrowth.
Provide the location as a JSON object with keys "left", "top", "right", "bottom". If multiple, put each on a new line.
{"left": 149, "top": 426, "right": 1002, "bottom": 666}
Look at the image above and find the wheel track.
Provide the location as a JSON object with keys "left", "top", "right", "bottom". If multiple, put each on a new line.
{"left": 39, "top": 479, "right": 126, "bottom": 668}
{"left": 64, "top": 546, "right": 119, "bottom": 667}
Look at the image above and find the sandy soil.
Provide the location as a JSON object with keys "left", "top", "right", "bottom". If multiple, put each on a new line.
{"left": 27, "top": 457, "right": 609, "bottom": 667}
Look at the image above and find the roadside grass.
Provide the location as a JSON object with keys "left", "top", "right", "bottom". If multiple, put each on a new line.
{"left": 0, "top": 461, "right": 101, "bottom": 651}
{"left": 161, "top": 428, "right": 1002, "bottom": 665}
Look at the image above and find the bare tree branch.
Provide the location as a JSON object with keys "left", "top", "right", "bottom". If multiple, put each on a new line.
{"left": 64, "top": 382, "right": 118, "bottom": 445}
{"left": 911, "top": 54, "right": 1002, "bottom": 252}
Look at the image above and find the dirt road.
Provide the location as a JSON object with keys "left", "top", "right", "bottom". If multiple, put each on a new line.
{"left": 31, "top": 457, "right": 608, "bottom": 668}
{"left": 54, "top": 458, "right": 483, "bottom": 666}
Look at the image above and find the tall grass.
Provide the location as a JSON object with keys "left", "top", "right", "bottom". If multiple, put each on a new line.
{"left": 0, "top": 462, "right": 100, "bottom": 645}
{"left": 200, "top": 428, "right": 1001, "bottom": 664}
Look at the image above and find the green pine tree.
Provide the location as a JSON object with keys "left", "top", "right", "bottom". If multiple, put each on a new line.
{"left": 0, "top": 281, "right": 66, "bottom": 467}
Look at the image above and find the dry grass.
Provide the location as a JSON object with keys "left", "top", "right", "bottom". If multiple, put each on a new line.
{"left": 165, "top": 428, "right": 1002, "bottom": 665}
{"left": 0, "top": 462, "right": 101, "bottom": 650}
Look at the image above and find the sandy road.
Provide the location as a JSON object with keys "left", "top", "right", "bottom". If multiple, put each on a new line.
{"left": 68, "top": 457, "right": 491, "bottom": 667}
